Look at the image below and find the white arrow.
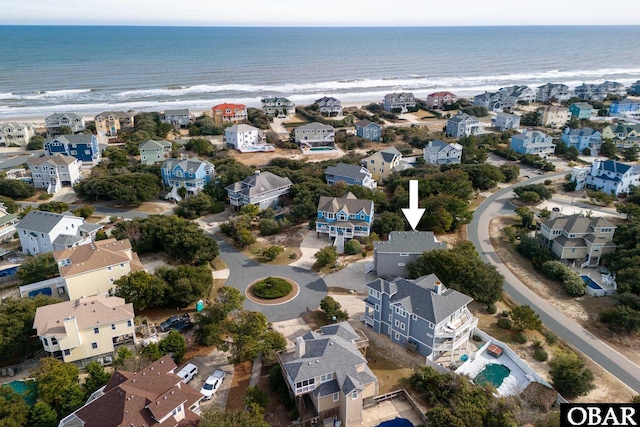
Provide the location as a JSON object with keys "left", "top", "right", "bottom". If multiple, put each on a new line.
{"left": 401, "top": 180, "right": 425, "bottom": 231}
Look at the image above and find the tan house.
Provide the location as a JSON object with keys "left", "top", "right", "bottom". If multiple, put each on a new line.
{"left": 94, "top": 111, "right": 135, "bottom": 137}
{"left": 278, "top": 322, "right": 377, "bottom": 427}
{"left": 33, "top": 294, "right": 135, "bottom": 363}
{"left": 212, "top": 103, "right": 248, "bottom": 126}
{"left": 536, "top": 213, "right": 616, "bottom": 267}
{"left": 59, "top": 355, "right": 203, "bottom": 426}
{"left": 361, "top": 147, "right": 402, "bottom": 181}
{"left": 537, "top": 105, "right": 569, "bottom": 128}
{"left": 53, "top": 238, "right": 144, "bottom": 300}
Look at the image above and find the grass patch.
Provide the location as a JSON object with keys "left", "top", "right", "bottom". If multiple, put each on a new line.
{"left": 252, "top": 277, "right": 292, "bottom": 299}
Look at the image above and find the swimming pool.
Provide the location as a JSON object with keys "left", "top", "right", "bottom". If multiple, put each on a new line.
{"left": 581, "top": 275, "right": 602, "bottom": 290}
{"left": 309, "top": 147, "right": 335, "bottom": 151}
{"left": 5, "top": 380, "right": 36, "bottom": 406}
{"left": 474, "top": 364, "right": 511, "bottom": 388}
{"left": 376, "top": 418, "right": 414, "bottom": 427}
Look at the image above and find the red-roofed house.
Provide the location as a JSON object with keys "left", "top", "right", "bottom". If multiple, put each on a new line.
{"left": 212, "top": 103, "right": 248, "bottom": 126}
{"left": 426, "top": 91, "right": 457, "bottom": 109}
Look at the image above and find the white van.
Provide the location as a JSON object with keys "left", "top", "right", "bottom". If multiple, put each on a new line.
{"left": 177, "top": 363, "right": 198, "bottom": 383}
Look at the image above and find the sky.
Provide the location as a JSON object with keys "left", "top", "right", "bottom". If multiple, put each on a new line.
{"left": 1, "top": 0, "right": 639, "bottom": 26}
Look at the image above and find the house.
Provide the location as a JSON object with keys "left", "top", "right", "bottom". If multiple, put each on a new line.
{"left": 161, "top": 157, "right": 214, "bottom": 201}
{"left": 33, "top": 294, "right": 135, "bottom": 364}
{"left": 261, "top": 97, "right": 295, "bottom": 118}
{"left": 325, "top": 163, "right": 377, "bottom": 190}
{"left": 315, "top": 96, "right": 343, "bottom": 116}
{"left": 225, "top": 170, "right": 292, "bottom": 210}
{"left": 278, "top": 323, "right": 376, "bottom": 427}
{"left": 577, "top": 159, "right": 640, "bottom": 196}
{"left": 601, "top": 123, "right": 640, "bottom": 149}
{"left": 574, "top": 83, "right": 607, "bottom": 101}
{"left": 369, "top": 231, "right": 447, "bottom": 278}
{"left": 4, "top": 168, "right": 29, "bottom": 180}
{"left": 599, "top": 81, "right": 627, "bottom": 97}
{"left": 536, "top": 212, "right": 616, "bottom": 267}
{"left": 0, "top": 122, "right": 36, "bottom": 147}
{"left": 491, "top": 112, "right": 521, "bottom": 131}
{"left": 161, "top": 109, "right": 191, "bottom": 128}
{"left": 445, "top": 112, "right": 484, "bottom": 139}
{"left": 510, "top": 130, "right": 555, "bottom": 157}
{"left": 474, "top": 91, "right": 504, "bottom": 112}
{"left": 139, "top": 139, "right": 172, "bottom": 165}
{"left": 382, "top": 92, "right": 416, "bottom": 113}
{"left": 354, "top": 119, "right": 382, "bottom": 142}
{"left": 45, "top": 113, "right": 85, "bottom": 137}
{"left": 294, "top": 122, "right": 335, "bottom": 148}
{"left": 536, "top": 83, "right": 572, "bottom": 103}
{"left": 53, "top": 238, "right": 144, "bottom": 300}
{"left": 0, "top": 203, "right": 18, "bottom": 242}
{"left": 422, "top": 140, "right": 463, "bottom": 165}
{"left": 58, "top": 355, "right": 203, "bottom": 427}
{"left": 26, "top": 154, "right": 82, "bottom": 194}
{"left": 537, "top": 105, "right": 569, "bottom": 128}
{"left": 17, "top": 210, "right": 101, "bottom": 255}
{"left": 499, "top": 85, "right": 536, "bottom": 106}
{"left": 569, "top": 102, "right": 594, "bottom": 119}
{"left": 44, "top": 134, "right": 101, "bottom": 164}
{"left": 361, "top": 147, "right": 402, "bottom": 181}
{"left": 212, "top": 103, "right": 248, "bottom": 126}
{"left": 94, "top": 111, "right": 135, "bottom": 137}
{"left": 225, "top": 124, "right": 271, "bottom": 152}
{"left": 364, "top": 274, "right": 478, "bottom": 363}
{"left": 629, "top": 80, "right": 640, "bottom": 96}
{"left": 425, "top": 91, "right": 457, "bottom": 109}
{"left": 610, "top": 99, "right": 640, "bottom": 116}
{"left": 316, "top": 192, "right": 374, "bottom": 252}
{"left": 560, "top": 128, "right": 602, "bottom": 153}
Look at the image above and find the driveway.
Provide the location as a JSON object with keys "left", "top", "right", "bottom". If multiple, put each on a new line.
{"left": 323, "top": 256, "right": 375, "bottom": 293}
{"left": 186, "top": 351, "right": 234, "bottom": 412}
{"left": 289, "top": 230, "right": 329, "bottom": 269}
{"left": 468, "top": 171, "right": 640, "bottom": 393}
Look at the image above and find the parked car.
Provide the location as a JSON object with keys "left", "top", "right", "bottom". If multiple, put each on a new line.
{"left": 200, "top": 370, "right": 226, "bottom": 400}
{"left": 176, "top": 363, "right": 198, "bottom": 384}
{"left": 160, "top": 314, "right": 190, "bottom": 332}
{"left": 172, "top": 318, "right": 194, "bottom": 332}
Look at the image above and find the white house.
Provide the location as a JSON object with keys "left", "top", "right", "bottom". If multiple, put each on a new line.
{"left": 225, "top": 124, "right": 273, "bottom": 152}
{"left": 161, "top": 109, "right": 191, "bottom": 128}
{"left": 492, "top": 112, "right": 521, "bottom": 131}
{"left": 574, "top": 160, "right": 640, "bottom": 196}
{"left": 26, "top": 154, "right": 81, "bottom": 194}
{"left": 315, "top": 96, "right": 343, "bottom": 116}
{"left": 17, "top": 211, "right": 101, "bottom": 255}
{"left": 0, "top": 122, "right": 36, "bottom": 146}
{"left": 294, "top": 122, "right": 335, "bottom": 148}
{"left": 423, "top": 140, "right": 463, "bottom": 165}
{"left": 382, "top": 92, "right": 416, "bottom": 113}
{"left": 45, "top": 113, "right": 85, "bottom": 137}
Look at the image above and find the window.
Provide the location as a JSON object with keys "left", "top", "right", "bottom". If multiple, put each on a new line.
{"left": 352, "top": 391, "right": 358, "bottom": 400}
{"left": 400, "top": 322, "right": 405, "bottom": 330}
{"left": 388, "top": 314, "right": 392, "bottom": 322}
{"left": 375, "top": 304, "right": 380, "bottom": 312}
{"left": 397, "top": 263, "right": 405, "bottom": 267}
{"left": 43, "top": 338, "right": 48, "bottom": 345}
{"left": 333, "top": 392, "right": 339, "bottom": 402}
{"left": 399, "top": 253, "right": 409, "bottom": 257}
{"left": 320, "top": 373, "right": 333, "bottom": 382}
{"left": 109, "top": 277, "right": 115, "bottom": 283}
{"left": 111, "top": 324, "right": 116, "bottom": 331}
{"left": 51, "top": 337, "right": 57, "bottom": 345}
{"left": 120, "top": 263, "right": 125, "bottom": 268}
{"left": 395, "top": 320, "right": 400, "bottom": 327}
{"left": 428, "top": 321, "right": 434, "bottom": 329}
{"left": 394, "top": 332, "right": 400, "bottom": 341}
{"left": 91, "top": 342, "right": 98, "bottom": 350}
{"left": 64, "top": 349, "right": 71, "bottom": 356}
{"left": 107, "top": 266, "right": 112, "bottom": 271}
{"left": 127, "top": 320, "right": 132, "bottom": 327}
{"left": 412, "top": 314, "right": 417, "bottom": 321}
{"left": 94, "top": 327, "right": 100, "bottom": 334}
{"left": 395, "top": 306, "right": 406, "bottom": 317}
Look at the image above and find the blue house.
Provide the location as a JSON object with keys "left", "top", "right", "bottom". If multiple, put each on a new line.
{"left": 325, "top": 162, "right": 377, "bottom": 190}
{"left": 364, "top": 274, "right": 477, "bottom": 363}
{"left": 568, "top": 102, "right": 594, "bottom": 120}
{"left": 355, "top": 119, "right": 382, "bottom": 142}
{"left": 561, "top": 127, "right": 602, "bottom": 153}
{"left": 316, "top": 192, "right": 373, "bottom": 253}
{"left": 610, "top": 99, "right": 640, "bottom": 116}
{"left": 510, "top": 130, "right": 555, "bottom": 157}
{"left": 44, "top": 134, "right": 100, "bottom": 163}
{"left": 161, "top": 157, "right": 214, "bottom": 201}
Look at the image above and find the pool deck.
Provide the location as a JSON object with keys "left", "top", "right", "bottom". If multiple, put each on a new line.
{"left": 362, "top": 399, "right": 423, "bottom": 427}
{"left": 574, "top": 266, "right": 617, "bottom": 296}
{"left": 456, "top": 346, "right": 531, "bottom": 396}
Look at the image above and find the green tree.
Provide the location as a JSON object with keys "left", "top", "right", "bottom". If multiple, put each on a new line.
{"left": 198, "top": 409, "right": 270, "bottom": 427}
{"left": 517, "top": 236, "right": 553, "bottom": 269}
{"left": 600, "top": 140, "right": 617, "bottom": 158}
{"left": 141, "top": 342, "right": 163, "bottom": 361}
{"left": 549, "top": 350, "right": 595, "bottom": 397}
{"left": 564, "top": 146, "right": 579, "bottom": 161}
{"left": 37, "top": 201, "right": 70, "bottom": 213}
{"left": 515, "top": 207, "right": 535, "bottom": 228}
{"left": 240, "top": 203, "right": 261, "bottom": 217}
{"left": 27, "top": 401, "right": 58, "bottom": 427}
{"left": 57, "top": 384, "right": 86, "bottom": 418}
{"left": 521, "top": 111, "right": 541, "bottom": 126}
{"left": 372, "top": 211, "right": 405, "bottom": 237}
{"left": 73, "top": 205, "right": 95, "bottom": 219}
{"left": 74, "top": 172, "right": 162, "bottom": 205}
{"left": 0, "top": 385, "right": 30, "bottom": 427}
{"left": 258, "top": 218, "right": 281, "bottom": 236}
{"left": 113, "top": 346, "right": 134, "bottom": 368}
{"left": 599, "top": 305, "right": 640, "bottom": 333}
{"left": 159, "top": 330, "right": 187, "bottom": 363}
{"left": 155, "top": 265, "right": 212, "bottom": 308}
{"left": 500, "top": 164, "right": 520, "bottom": 182}
{"left": 623, "top": 146, "right": 639, "bottom": 162}
{"left": 184, "top": 138, "right": 215, "bottom": 156}
{"left": 243, "top": 386, "right": 269, "bottom": 409}
{"left": 426, "top": 406, "right": 466, "bottom": 427}
{"left": 32, "top": 357, "right": 80, "bottom": 408}
{"left": 262, "top": 245, "right": 284, "bottom": 261}
{"left": 114, "top": 270, "right": 167, "bottom": 310}
{"left": 27, "top": 135, "right": 45, "bottom": 150}
{"left": 510, "top": 305, "right": 542, "bottom": 331}
{"left": 104, "top": 147, "right": 129, "bottom": 169}
{"left": 224, "top": 311, "right": 286, "bottom": 363}
{"left": 0, "top": 196, "right": 19, "bottom": 213}
{"left": 174, "top": 193, "right": 213, "bottom": 219}
{"left": 513, "top": 184, "right": 554, "bottom": 200}
{"left": 314, "top": 246, "right": 338, "bottom": 268}
{"left": 344, "top": 239, "right": 362, "bottom": 255}
{"left": 82, "top": 361, "right": 111, "bottom": 396}
{"left": 0, "top": 179, "right": 36, "bottom": 199}
{"left": 234, "top": 227, "right": 257, "bottom": 248}
{"left": 17, "top": 253, "right": 59, "bottom": 284}
{"left": 320, "top": 296, "right": 349, "bottom": 322}
{"left": 58, "top": 126, "right": 73, "bottom": 135}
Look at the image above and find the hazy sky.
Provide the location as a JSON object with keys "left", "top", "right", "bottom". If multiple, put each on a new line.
{"left": 2, "top": 0, "right": 639, "bottom": 26}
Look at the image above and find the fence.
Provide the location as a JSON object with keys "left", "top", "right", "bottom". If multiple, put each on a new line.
{"left": 370, "top": 389, "right": 430, "bottom": 427}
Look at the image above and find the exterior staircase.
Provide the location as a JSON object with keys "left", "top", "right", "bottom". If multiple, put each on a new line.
{"left": 364, "top": 261, "right": 375, "bottom": 275}
{"left": 167, "top": 185, "right": 182, "bottom": 202}
{"left": 334, "top": 234, "right": 345, "bottom": 254}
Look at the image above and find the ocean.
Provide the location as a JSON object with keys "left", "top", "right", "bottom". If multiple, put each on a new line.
{"left": 1, "top": 25, "right": 640, "bottom": 119}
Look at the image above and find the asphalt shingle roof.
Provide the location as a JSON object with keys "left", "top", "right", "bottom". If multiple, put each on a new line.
{"left": 225, "top": 171, "right": 292, "bottom": 196}
{"left": 325, "top": 163, "right": 371, "bottom": 181}
{"left": 374, "top": 231, "right": 447, "bottom": 253}
{"left": 317, "top": 192, "right": 373, "bottom": 215}
{"left": 17, "top": 210, "right": 79, "bottom": 234}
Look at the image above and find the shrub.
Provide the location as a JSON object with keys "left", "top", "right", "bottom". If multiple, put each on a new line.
{"left": 599, "top": 305, "right": 640, "bottom": 333}
{"left": 252, "top": 277, "right": 292, "bottom": 299}
{"left": 497, "top": 318, "right": 512, "bottom": 329}
{"left": 314, "top": 246, "right": 338, "bottom": 268}
{"left": 549, "top": 350, "right": 595, "bottom": 397}
{"left": 289, "top": 252, "right": 297, "bottom": 259}
{"left": 515, "top": 332, "right": 528, "bottom": 344}
{"left": 344, "top": 239, "right": 362, "bottom": 255}
{"left": 544, "top": 179, "right": 553, "bottom": 185}
{"left": 487, "top": 304, "right": 497, "bottom": 314}
{"left": 262, "top": 245, "right": 284, "bottom": 261}
{"left": 243, "top": 386, "right": 269, "bottom": 409}
{"left": 543, "top": 330, "right": 558, "bottom": 345}
{"left": 501, "top": 310, "right": 510, "bottom": 318}
{"left": 211, "top": 201, "right": 225, "bottom": 213}
{"left": 534, "top": 348, "right": 549, "bottom": 361}
{"left": 563, "top": 273, "right": 586, "bottom": 297}
{"left": 258, "top": 218, "right": 281, "bottom": 236}
{"left": 320, "top": 296, "right": 349, "bottom": 322}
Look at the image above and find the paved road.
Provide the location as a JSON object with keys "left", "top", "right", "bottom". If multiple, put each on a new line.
{"left": 468, "top": 172, "right": 640, "bottom": 393}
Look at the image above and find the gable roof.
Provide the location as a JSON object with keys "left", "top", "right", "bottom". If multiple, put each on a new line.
{"left": 53, "top": 238, "right": 144, "bottom": 277}
{"left": 427, "top": 91, "right": 456, "bottom": 98}
{"left": 317, "top": 192, "right": 373, "bottom": 215}
{"left": 95, "top": 111, "right": 134, "bottom": 120}
{"left": 563, "top": 127, "right": 600, "bottom": 138}
{"left": 162, "top": 157, "right": 214, "bottom": 174}
{"left": 163, "top": 109, "right": 189, "bottom": 116}
{"left": 226, "top": 124, "right": 259, "bottom": 133}
{"left": 423, "top": 139, "right": 462, "bottom": 155}
{"left": 379, "top": 146, "right": 401, "bottom": 162}
{"left": 46, "top": 112, "right": 83, "bottom": 122}
{"left": 212, "top": 103, "right": 246, "bottom": 112}
{"left": 384, "top": 92, "right": 415, "bottom": 101}
{"left": 27, "top": 153, "right": 78, "bottom": 166}
{"left": 17, "top": 210, "right": 81, "bottom": 234}
{"left": 45, "top": 134, "right": 94, "bottom": 145}
{"left": 541, "top": 213, "right": 615, "bottom": 233}
{"left": 595, "top": 159, "right": 633, "bottom": 175}
{"left": 355, "top": 119, "right": 380, "bottom": 129}
{"left": 296, "top": 122, "right": 334, "bottom": 131}
{"left": 448, "top": 112, "right": 477, "bottom": 124}
{"left": 325, "top": 163, "right": 371, "bottom": 181}
{"left": 139, "top": 139, "right": 172, "bottom": 151}
{"left": 225, "top": 171, "right": 292, "bottom": 196}
{"left": 375, "top": 231, "right": 447, "bottom": 254}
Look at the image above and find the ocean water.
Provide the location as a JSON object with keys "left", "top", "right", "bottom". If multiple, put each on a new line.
{"left": 1, "top": 25, "right": 639, "bottom": 118}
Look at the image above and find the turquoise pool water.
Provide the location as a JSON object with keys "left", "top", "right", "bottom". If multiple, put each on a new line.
{"left": 581, "top": 275, "right": 602, "bottom": 290}
{"left": 377, "top": 418, "right": 414, "bottom": 427}
{"left": 4, "top": 380, "right": 37, "bottom": 406}
{"left": 474, "top": 364, "right": 511, "bottom": 388}
{"left": 309, "top": 147, "right": 335, "bottom": 151}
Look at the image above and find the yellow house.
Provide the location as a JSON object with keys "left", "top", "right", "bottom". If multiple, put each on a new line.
{"left": 537, "top": 105, "right": 569, "bottom": 128}
{"left": 53, "top": 238, "right": 144, "bottom": 300}
{"left": 94, "top": 111, "right": 135, "bottom": 137}
{"left": 33, "top": 294, "right": 135, "bottom": 363}
{"left": 361, "top": 147, "right": 402, "bottom": 181}
{"left": 602, "top": 123, "right": 640, "bottom": 149}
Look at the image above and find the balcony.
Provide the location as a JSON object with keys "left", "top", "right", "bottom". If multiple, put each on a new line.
{"left": 435, "top": 311, "right": 478, "bottom": 338}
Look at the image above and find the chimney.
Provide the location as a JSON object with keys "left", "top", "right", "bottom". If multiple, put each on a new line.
{"left": 428, "top": 141, "right": 433, "bottom": 148}
{"left": 295, "top": 336, "right": 305, "bottom": 359}
{"left": 434, "top": 281, "right": 444, "bottom": 295}
{"left": 551, "top": 207, "right": 560, "bottom": 220}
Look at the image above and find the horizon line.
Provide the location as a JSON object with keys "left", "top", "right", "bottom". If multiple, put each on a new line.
{"left": 1, "top": 23, "right": 639, "bottom": 28}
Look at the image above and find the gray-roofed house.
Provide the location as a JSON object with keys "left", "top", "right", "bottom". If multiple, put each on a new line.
{"left": 510, "top": 130, "right": 555, "bottom": 157}
{"left": 226, "top": 170, "right": 292, "bottom": 211}
{"left": 316, "top": 192, "right": 374, "bottom": 253}
{"left": 161, "top": 157, "right": 215, "bottom": 202}
{"left": 94, "top": 111, "right": 135, "bottom": 137}
{"left": 325, "top": 163, "right": 377, "bottom": 190}
{"left": 364, "top": 274, "right": 478, "bottom": 363}
{"left": 368, "top": 231, "right": 447, "bottom": 278}
{"left": 354, "top": 119, "right": 382, "bottom": 142}
{"left": 161, "top": 109, "right": 191, "bottom": 128}
{"left": 360, "top": 147, "right": 402, "bottom": 181}
{"left": 491, "top": 112, "right": 521, "bottom": 131}
{"left": 422, "top": 139, "right": 463, "bottom": 165}
{"left": 536, "top": 212, "right": 617, "bottom": 267}
{"left": 45, "top": 113, "right": 85, "bottom": 137}
{"left": 277, "top": 322, "right": 376, "bottom": 427}
{"left": 139, "top": 139, "right": 172, "bottom": 165}
{"left": 27, "top": 154, "right": 82, "bottom": 194}
{"left": 536, "top": 83, "right": 572, "bottom": 103}
{"left": 17, "top": 210, "right": 102, "bottom": 255}
{"left": 382, "top": 92, "right": 416, "bottom": 113}
{"left": 315, "top": 96, "right": 343, "bottom": 116}
{"left": 294, "top": 122, "right": 335, "bottom": 148}
{"left": 445, "top": 112, "right": 484, "bottom": 139}
{"left": 577, "top": 159, "right": 640, "bottom": 196}
{"left": 261, "top": 96, "right": 295, "bottom": 118}
{"left": 0, "top": 203, "right": 18, "bottom": 242}
{"left": 0, "top": 121, "right": 36, "bottom": 147}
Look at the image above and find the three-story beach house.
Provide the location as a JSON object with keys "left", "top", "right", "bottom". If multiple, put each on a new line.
{"left": 423, "top": 140, "right": 463, "bottom": 165}
{"left": 364, "top": 274, "right": 478, "bottom": 363}
{"left": 610, "top": 99, "right": 640, "bottom": 117}
{"left": 45, "top": 113, "right": 85, "bottom": 137}
{"left": 382, "top": 92, "right": 416, "bottom": 113}
{"left": 510, "top": 130, "right": 556, "bottom": 157}
{"left": 261, "top": 97, "right": 295, "bottom": 117}
{"left": 294, "top": 122, "right": 335, "bottom": 148}
{"left": 0, "top": 122, "right": 36, "bottom": 147}
{"left": 368, "top": 231, "right": 447, "bottom": 278}
{"left": 425, "top": 91, "right": 457, "bottom": 109}
{"left": 491, "top": 112, "right": 521, "bottom": 131}
{"left": 536, "top": 83, "right": 572, "bottom": 102}
{"left": 445, "top": 112, "right": 484, "bottom": 139}
{"left": 361, "top": 147, "right": 402, "bottom": 181}
{"left": 94, "top": 111, "right": 135, "bottom": 137}
{"left": 537, "top": 105, "right": 569, "bottom": 128}
{"left": 354, "top": 119, "right": 382, "bottom": 142}
{"left": 560, "top": 127, "right": 602, "bottom": 154}
{"left": 568, "top": 102, "right": 594, "bottom": 119}
{"left": 27, "top": 154, "right": 82, "bottom": 194}
{"left": 325, "top": 163, "right": 377, "bottom": 190}
{"left": 161, "top": 108, "right": 191, "bottom": 128}
{"left": 225, "top": 124, "right": 272, "bottom": 152}
{"left": 573, "top": 159, "right": 640, "bottom": 196}
{"left": 601, "top": 123, "right": 640, "bottom": 150}
{"left": 44, "top": 134, "right": 101, "bottom": 163}
{"left": 212, "top": 103, "right": 248, "bottom": 126}
{"left": 139, "top": 139, "right": 172, "bottom": 165}
{"left": 316, "top": 192, "right": 373, "bottom": 253}
{"left": 161, "top": 157, "right": 214, "bottom": 201}
{"left": 225, "top": 170, "right": 292, "bottom": 210}
{"left": 315, "top": 96, "right": 343, "bottom": 116}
